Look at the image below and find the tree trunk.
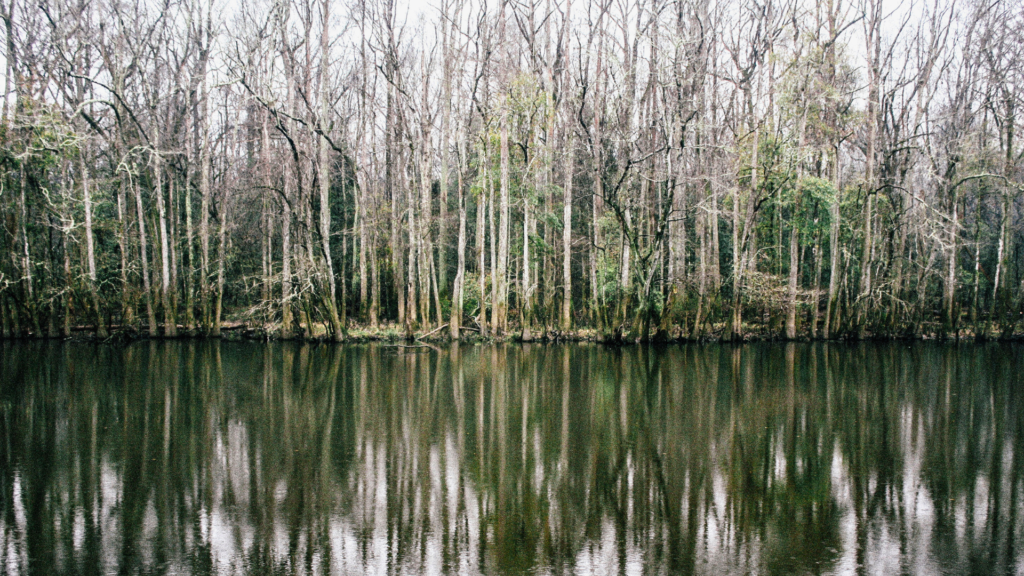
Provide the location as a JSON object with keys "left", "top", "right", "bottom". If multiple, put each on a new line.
{"left": 319, "top": 37, "right": 343, "bottom": 340}
{"left": 133, "top": 173, "right": 158, "bottom": 337}
{"left": 858, "top": 191, "right": 873, "bottom": 335}
{"left": 62, "top": 224, "right": 71, "bottom": 337}
{"left": 418, "top": 151, "right": 432, "bottom": 328}
{"left": 212, "top": 187, "right": 229, "bottom": 337}
{"left": 693, "top": 200, "right": 708, "bottom": 339}
{"left": 370, "top": 225, "right": 380, "bottom": 328}
{"left": 522, "top": 170, "right": 532, "bottom": 335}
{"left": 496, "top": 108, "right": 510, "bottom": 335}
{"left": 617, "top": 209, "right": 633, "bottom": 329}
{"left": 811, "top": 228, "right": 822, "bottom": 338}
{"left": 451, "top": 138, "right": 467, "bottom": 340}
{"left": 561, "top": 144, "right": 573, "bottom": 331}
{"left": 407, "top": 198, "right": 420, "bottom": 328}
{"left": 18, "top": 166, "right": 36, "bottom": 335}
{"left": 477, "top": 159, "right": 488, "bottom": 336}
{"left": 439, "top": 45, "right": 451, "bottom": 300}
{"left": 184, "top": 156, "right": 196, "bottom": 331}
{"left": 169, "top": 175, "right": 179, "bottom": 329}
{"left": 709, "top": 176, "right": 721, "bottom": 292}
{"left": 945, "top": 193, "right": 958, "bottom": 336}
{"left": 81, "top": 149, "right": 107, "bottom": 337}
{"left": 387, "top": 75, "right": 406, "bottom": 327}
{"left": 787, "top": 110, "right": 808, "bottom": 340}
{"left": 341, "top": 221, "right": 348, "bottom": 331}
{"left": 358, "top": 166, "right": 368, "bottom": 322}
{"left": 858, "top": 0, "right": 880, "bottom": 337}
{"left": 259, "top": 112, "right": 271, "bottom": 318}
{"left": 970, "top": 215, "right": 980, "bottom": 325}
{"left": 200, "top": 78, "right": 212, "bottom": 334}
{"left": 154, "top": 150, "right": 177, "bottom": 336}
{"left": 786, "top": 224, "right": 799, "bottom": 339}
{"left": 117, "top": 181, "right": 134, "bottom": 327}
{"left": 281, "top": 180, "right": 294, "bottom": 339}
{"left": 730, "top": 126, "right": 757, "bottom": 341}
{"left": 824, "top": 155, "right": 841, "bottom": 339}
{"left": 729, "top": 181, "right": 742, "bottom": 341}
{"left": 430, "top": 248, "right": 442, "bottom": 329}
{"left": 991, "top": 193, "right": 1007, "bottom": 334}
{"left": 488, "top": 144, "right": 498, "bottom": 333}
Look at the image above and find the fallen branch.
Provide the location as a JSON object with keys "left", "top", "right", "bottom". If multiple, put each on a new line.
{"left": 418, "top": 324, "right": 449, "bottom": 339}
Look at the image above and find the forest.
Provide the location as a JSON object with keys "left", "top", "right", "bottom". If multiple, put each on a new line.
{"left": 0, "top": 0, "right": 1022, "bottom": 341}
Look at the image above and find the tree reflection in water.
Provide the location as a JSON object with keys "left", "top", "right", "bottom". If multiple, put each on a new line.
{"left": 1, "top": 341, "right": 1022, "bottom": 575}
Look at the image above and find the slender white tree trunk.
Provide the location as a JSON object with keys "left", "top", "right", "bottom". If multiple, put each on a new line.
{"left": 496, "top": 106, "right": 510, "bottom": 334}
{"left": 319, "top": 0, "right": 343, "bottom": 341}
{"left": 561, "top": 144, "right": 573, "bottom": 330}
{"left": 154, "top": 147, "right": 177, "bottom": 336}
{"left": 81, "top": 147, "right": 107, "bottom": 337}
{"left": 133, "top": 172, "right": 157, "bottom": 336}
{"left": 451, "top": 137, "right": 467, "bottom": 339}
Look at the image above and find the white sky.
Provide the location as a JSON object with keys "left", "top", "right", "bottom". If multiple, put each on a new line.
{"left": 0, "top": 0, "right": 949, "bottom": 115}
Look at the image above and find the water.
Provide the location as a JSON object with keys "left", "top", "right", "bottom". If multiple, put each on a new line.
{"left": 1, "top": 341, "right": 1022, "bottom": 575}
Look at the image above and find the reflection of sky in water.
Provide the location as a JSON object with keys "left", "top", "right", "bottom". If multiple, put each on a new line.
{"left": 1, "top": 342, "right": 1023, "bottom": 575}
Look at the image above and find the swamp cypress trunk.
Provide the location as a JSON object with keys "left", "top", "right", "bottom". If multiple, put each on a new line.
{"left": 133, "top": 173, "right": 158, "bottom": 337}
{"left": 561, "top": 144, "right": 573, "bottom": 331}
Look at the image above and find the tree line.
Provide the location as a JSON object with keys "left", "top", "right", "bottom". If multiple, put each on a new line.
{"left": 1, "top": 0, "right": 1022, "bottom": 341}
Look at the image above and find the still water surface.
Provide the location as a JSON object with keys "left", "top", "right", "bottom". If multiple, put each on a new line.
{"left": 1, "top": 341, "right": 1022, "bottom": 575}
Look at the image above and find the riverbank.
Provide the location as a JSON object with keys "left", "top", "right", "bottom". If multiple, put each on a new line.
{"left": 3, "top": 318, "right": 1022, "bottom": 344}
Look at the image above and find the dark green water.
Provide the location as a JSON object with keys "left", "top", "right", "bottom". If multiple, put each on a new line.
{"left": 1, "top": 341, "right": 1022, "bottom": 575}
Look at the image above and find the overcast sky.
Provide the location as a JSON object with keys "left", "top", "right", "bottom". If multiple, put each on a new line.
{"left": 0, "top": 0, "right": 953, "bottom": 114}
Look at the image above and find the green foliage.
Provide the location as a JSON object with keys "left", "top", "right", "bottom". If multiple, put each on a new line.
{"left": 761, "top": 137, "right": 799, "bottom": 197}
{"left": 462, "top": 273, "right": 484, "bottom": 317}
{"left": 783, "top": 177, "right": 836, "bottom": 241}
{"left": 507, "top": 73, "right": 554, "bottom": 137}
{"left": 529, "top": 232, "right": 554, "bottom": 259}
{"left": 777, "top": 37, "right": 859, "bottom": 152}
